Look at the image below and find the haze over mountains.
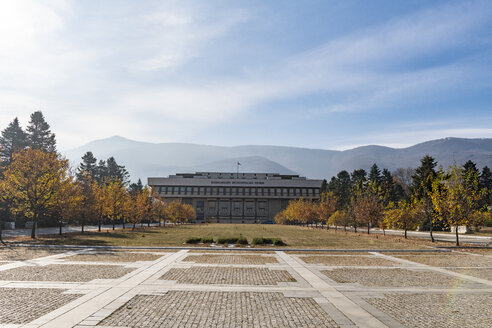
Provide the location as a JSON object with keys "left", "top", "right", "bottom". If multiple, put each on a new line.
{"left": 64, "top": 137, "right": 492, "bottom": 182}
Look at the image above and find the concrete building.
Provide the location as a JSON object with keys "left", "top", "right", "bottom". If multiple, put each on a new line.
{"left": 148, "top": 172, "right": 323, "bottom": 223}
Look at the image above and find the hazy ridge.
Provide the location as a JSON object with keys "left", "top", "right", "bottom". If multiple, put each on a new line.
{"left": 64, "top": 136, "right": 492, "bottom": 182}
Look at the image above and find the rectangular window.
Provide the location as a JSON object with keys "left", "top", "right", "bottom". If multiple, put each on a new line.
{"left": 193, "top": 187, "right": 198, "bottom": 194}
{"left": 200, "top": 187, "right": 205, "bottom": 194}
{"left": 231, "top": 188, "right": 237, "bottom": 195}
{"left": 270, "top": 188, "right": 275, "bottom": 196}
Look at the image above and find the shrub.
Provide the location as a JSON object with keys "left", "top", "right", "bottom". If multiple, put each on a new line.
{"left": 217, "top": 237, "right": 238, "bottom": 244}
{"left": 272, "top": 238, "right": 286, "bottom": 246}
{"left": 237, "top": 236, "right": 248, "bottom": 245}
{"left": 185, "top": 237, "right": 201, "bottom": 244}
{"left": 201, "top": 237, "right": 214, "bottom": 244}
{"left": 252, "top": 237, "right": 285, "bottom": 246}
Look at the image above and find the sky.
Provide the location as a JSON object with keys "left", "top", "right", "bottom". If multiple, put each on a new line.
{"left": 0, "top": 0, "right": 491, "bottom": 151}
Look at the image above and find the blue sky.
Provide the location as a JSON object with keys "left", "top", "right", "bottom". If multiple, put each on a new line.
{"left": 0, "top": 0, "right": 491, "bottom": 150}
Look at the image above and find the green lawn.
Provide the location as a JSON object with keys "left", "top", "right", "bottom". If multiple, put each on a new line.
{"left": 21, "top": 224, "right": 457, "bottom": 249}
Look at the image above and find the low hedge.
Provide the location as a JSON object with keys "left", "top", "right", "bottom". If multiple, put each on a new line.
{"left": 185, "top": 237, "right": 201, "bottom": 244}
{"left": 252, "top": 237, "right": 286, "bottom": 246}
{"left": 201, "top": 237, "right": 215, "bottom": 244}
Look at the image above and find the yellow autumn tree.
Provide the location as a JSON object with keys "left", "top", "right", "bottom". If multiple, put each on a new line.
{"left": 103, "top": 179, "right": 127, "bottom": 230}
{"left": 51, "top": 173, "right": 83, "bottom": 235}
{"left": 383, "top": 199, "right": 421, "bottom": 239}
{"left": 318, "top": 191, "right": 337, "bottom": 229}
{"left": 431, "top": 165, "right": 485, "bottom": 246}
{"left": 351, "top": 182, "right": 383, "bottom": 234}
{"left": 0, "top": 148, "right": 69, "bottom": 238}
{"left": 164, "top": 200, "right": 195, "bottom": 224}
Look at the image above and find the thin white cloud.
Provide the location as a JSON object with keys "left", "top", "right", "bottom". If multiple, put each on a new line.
{"left": 0, "top": 0, "right": 490, "bottom": 151}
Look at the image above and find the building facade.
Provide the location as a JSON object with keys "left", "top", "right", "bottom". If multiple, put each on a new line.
{"left": 148, "top": 172, "right": 322, "bottom": 223}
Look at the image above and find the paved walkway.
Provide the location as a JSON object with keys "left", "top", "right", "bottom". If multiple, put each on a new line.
{"left": 0, "top": 247, "right": 490, "bottom": 327}
{"left": 2, "top": 223, "right": 160, "bottom": 238}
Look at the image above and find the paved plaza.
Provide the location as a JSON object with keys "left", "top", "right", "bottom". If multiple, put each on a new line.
{"left": 0, "top": 247, "right": 490, "bottom": 327}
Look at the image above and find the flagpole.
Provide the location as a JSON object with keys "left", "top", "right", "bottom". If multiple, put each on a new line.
{"left": 237, "top": 162, "right": 239, "bottom": 178}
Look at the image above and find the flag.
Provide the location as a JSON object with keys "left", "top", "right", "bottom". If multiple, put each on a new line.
{"left": 237, "top": 162, "right": 241, "bottom": 166}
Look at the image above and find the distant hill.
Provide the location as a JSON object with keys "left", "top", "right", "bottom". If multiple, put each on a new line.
{"left": 64, "top": 136, "right": 492, "bottom": 182}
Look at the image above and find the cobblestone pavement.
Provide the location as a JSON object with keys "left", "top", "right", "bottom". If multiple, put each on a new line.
{"left": 321, "top": 268, "right": 474, "bottom": 287}
{"left": 0, "top": 247, "right": 490, "bottom": 327}
{"left": 393, "top": 253, "right": 492, "bottom": 267}
{"left": 160, "top": 267, "right": 295, "bottom": 285}
{"left": 183, "top": 254, "right": 278, "bottom": 264}
{"left": 364, "top": 293, "right": 492, "bottom": 327}
{"left": 99, "top": 291, "right": 339, "bottom": 328}
{"left": 65, "top": 252, "right": 162, "bottom": 262}
{"left": 301, "top": 255, "right": 399, "bottom": 266}
{"left": 0, "top": 264, "right": 134, "bottom": 281}
{"left": 0, "top": 288, "right": 81, "bottom": 324}
{"left": 0, "top": 247, "right": 63, "bottom": 260}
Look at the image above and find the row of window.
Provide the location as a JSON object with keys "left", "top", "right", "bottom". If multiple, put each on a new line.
{"left": 155, "top": 186, "right": 320, "bottom": 197}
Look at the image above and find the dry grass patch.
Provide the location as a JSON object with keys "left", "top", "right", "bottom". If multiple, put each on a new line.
{"left": 19, "top": 224, "right": 462, "bottom": 249}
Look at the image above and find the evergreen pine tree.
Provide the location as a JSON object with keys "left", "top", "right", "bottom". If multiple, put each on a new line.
{"left": 129, "top": 179, "right": 144, "bottom": 196}
{"left": 0, "top": 117, "right": 28, "bottom": 167}
{"left": 411, "top": 155, "right": 437, "bottom": 199}
{"left": 77, "top": 151, "right": 98, "bottom": 179}
{"left": 368, "top": 164, "right": 381, "bottom": 185}
{"left": 351, "top": 169, "right": 367, "bottom": 189}
{"left": 26, "top": 111, "right": 56, "bottom": 152}
{"left": 106, "top": 157, "right": 130, "bottom": 185}
{"left": 95, "top": 160, "right": 108, "bottom": 183}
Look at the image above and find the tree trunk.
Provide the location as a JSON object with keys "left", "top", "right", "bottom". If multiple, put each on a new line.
{"left": 81, "top": 223, "right": 84, "bottom": 234}
{"left": 430, "top": 224, "right": 435, "bottom": 243}
{"left": 112, "top": 223, "right": 115, "bottom": 230}
{"left": 148, "top": 221, "right": 150, "bottom": 227}
{"left": 31, "top": 213, "right": 37, "bottom": 239}
{"left": 367, "top": 223, "right": 370, "bottom": 234}
{"left": 98, "top": 221, "right": 101, "bottom": 232}
{"left": 122, "top": 221, "right": 125, "bottom": 229}
{"left": 132, "top": 223, "right": 136, "bottom": 230}
{"left": 455, "top": 226, "right": 459, "bottom": 246}
{"left": 404, "top": 228, "right": 407, "bottom": 239}
{"left": 354, "top": 226, "right": 357, "bottom": 233}
{"left": 0, "top": 217, "right": 3, "bottom": 242}
{"left": 59, "top": 222, "right": 62, "bottom": 235}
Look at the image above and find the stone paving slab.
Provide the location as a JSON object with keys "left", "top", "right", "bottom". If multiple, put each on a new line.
{"left": 0, "top": 288, "right": 81, "bottom": 324}
{"left": 321, "top": 268, "right": 481, "bottom": 288}
{"left": 159, "top": 267, "right": 296, "bottom": 285}
{"left": 98, "top": 291, "right": 340, "bottom": 328}
{"left": 182, "top": 254, "right": 279, "bottom": 264}
{"left": 364, "top": 293, "right": 492, "bottom": 328}
{"left": 0, "top": 264, "right": 134, "bottom": 282}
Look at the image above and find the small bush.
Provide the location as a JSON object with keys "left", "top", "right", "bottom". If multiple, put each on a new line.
{"left": 237, "top": 236, "right": 248, "bottom": 245}
{"left": 252, "top": 237, "right": 285, "bottom": 246}
{"left": 217, "top": 237, "right": 238, "bottom": 244}
{"left": 201, "top": 237, "right": 214, "bottom": 244}
{"left": 272, "top": 238, "right": 286, "bottom": 246}
{"left": 185, "top": 237, "right": 201, "bottom": 244}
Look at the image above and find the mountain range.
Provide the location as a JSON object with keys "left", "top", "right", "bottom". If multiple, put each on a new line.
{"left": 64, "top": 136, "right": 492, "bottom": 182}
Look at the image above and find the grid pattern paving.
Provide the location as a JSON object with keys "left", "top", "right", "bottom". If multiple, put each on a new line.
{"left": 0, "top": 288, "right": 81, "bottom": 324}
{"left": 183, "top": 254, "right": 278, "bottom": 264}
{"left": 365, "top": 293, "right": 492, "bottom": 328}
{"left": 159, "top": 267, "right": 295, "bottom": 285}
{"left": 0, "top": 247, "right": 490, "bottom": 328}
{"left": 0, "top": 264, "right": 134, "bottom": 281}
{"left": 99, "top": 291, "right": 339, "bottom": 328}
